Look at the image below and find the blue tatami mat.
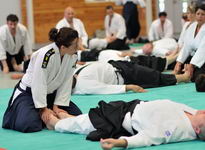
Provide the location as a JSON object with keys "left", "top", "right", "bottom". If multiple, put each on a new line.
{"left": 0, "top": 83, "right": 205, "bottom": 150}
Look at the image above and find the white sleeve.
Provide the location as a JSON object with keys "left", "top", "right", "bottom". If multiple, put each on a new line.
{"left": 190, "top": 36, "right": 205, "bottom": 68}
{"left": 104, "top": 16, "right": 110, "bottom": 37}
{"left": 164, "top": 21, "right": 173, "bottom": 38}
{"left": 54, "top": 73, "right": 73, "bottom": 106}
{"left": 77, "top": 79, "right": 126, "bottom": 94}
{"left": 116, "top": 16, "right": 126, "bottom": 39}
{"left": 177, "top": 41, "right": 192, "bottom": 63}
{"left": 79, "top": 20, "right": 88, "bottom": 47}
{"left": 120, "top": 131, "right": 165, "bottom": 148}
{"left": 23, "top": 29, "right": 32, "bottom": 56}
{"left": 148, "top": 23, "right": 155, "bottom": 41}
{"left": 31, "top": 51, "right": 52, "bottom": 108}
{"left": 0, "top": 34, "right": 6, "bottom": 60}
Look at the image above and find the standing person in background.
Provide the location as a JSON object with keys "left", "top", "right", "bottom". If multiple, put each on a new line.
{"left": 56, "top": 7, "right": 88, "bottom": 50}
{"left": 148, "top": 12, "right": 173, "bottom": 42}
{"left": 2, "top": 27, "right": 82, "bottom": 133}
{"left": 0, "top": 14, "right": 32, "bottom": 73}
{"left": 116, "top": 0, "right": 146, "bottom": 44}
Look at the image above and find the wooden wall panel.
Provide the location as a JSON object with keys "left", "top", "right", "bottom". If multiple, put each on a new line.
{"left": 21, "top": 0, "right": 148, "bottom": 43}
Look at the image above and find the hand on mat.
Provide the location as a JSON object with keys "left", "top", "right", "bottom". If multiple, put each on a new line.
{"left": 100, "top": 138, "right": 127, "bottom": 150}
{"left": 40, "top": 108, "right": 56, "bottom": 123}
{"left": 126, "top": 84, "right": 147, "bottom": 93}
{"left": 53, "top": 105, "right": 67, "bottom": 115}
{"left": 183, "top": 64, "right": 194, "bottom": 78}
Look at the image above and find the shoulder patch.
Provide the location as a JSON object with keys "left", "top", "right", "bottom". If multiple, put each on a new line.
{"left": 42, "top": 49, "right": 55, "bottom": 68}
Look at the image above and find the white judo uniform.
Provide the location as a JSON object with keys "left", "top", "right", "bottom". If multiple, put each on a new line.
{"left": 148, "top": 19, "right": 173, "bottom": 41}
{"left": 177, "top": 22, "right": 205, "bottom": 68}
{"left": 19, "top": 43, "right": 77, "bottom": 108}
{"left": 134, "top": 38, "right": 178, "bottom": 57}
{"left": 73, "top": 62, "right": 125, "bottom": 95}
{"left": 178, "top": 21, "right": 193, "bottom": 48}
{"left": 55, "top": 100, "right": 197, "bottom": 148}
{"left": 0, "top": 23, "right": 32, "bottom": 60}
{"left": 56, "top": 18, "right": 88, "bottom": 47}
{"left": 105, "top": 13, "right": 126, "bottom": 40}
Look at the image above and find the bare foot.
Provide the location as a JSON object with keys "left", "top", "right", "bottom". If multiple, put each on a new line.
{"left": 42, "top": 113, "right": 59, "bottom": 130}
{"left": 3, "top": 66, "right": 9, "bottom": 73}
{"left": 57, "top": 112, "right": 74, "bottom": 119}
{"left": 13, "top": 64, "right": 23, "bottom": 72}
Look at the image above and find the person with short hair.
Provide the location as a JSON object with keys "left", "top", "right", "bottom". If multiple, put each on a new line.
{"left": 56, "top": 7, "right": 88, "bottom": 50}
{"left": 148, "top": 12, "right": 173, "bottom": 42}
{"left": 0, "top": 14, "right": 32, "bottom": 73}
{"left": 2, "top": 27, "right": 82, "bottom": 133}
{"left": 42, "top": 99, "right": 205, "bottom": 149}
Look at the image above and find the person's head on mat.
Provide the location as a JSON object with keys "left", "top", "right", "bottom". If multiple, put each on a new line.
{"left": 49, "top": 27, "right": 79, "bottom": 55}
{"left": 106, "top": 5, "right": 114, "bottom": 17}
{"left": 195, "top": 74, "right": 205, "bottom": 92}
{"left": 7, "top": 14, "right": 19, "bottom": 33}
{"left": 142, "top": 42, "right": 154, "bottom": 55}
{"left": 64, "top": 6, "right": 75, "bottom": 23}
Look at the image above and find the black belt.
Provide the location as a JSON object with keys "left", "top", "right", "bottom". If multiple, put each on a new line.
{"left": 74, "top": 64, "right": 90, "bottom": 75}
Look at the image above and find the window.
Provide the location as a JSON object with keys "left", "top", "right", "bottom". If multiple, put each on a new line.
{"left": 159, "top": 0, "right": 165, "bottom": 12}
{"left": 182, "top": 0, "right": 189, "bottom": 13}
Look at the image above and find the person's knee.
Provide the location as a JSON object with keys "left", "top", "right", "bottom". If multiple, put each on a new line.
{"left": 195, "top": 74, "right": 205, "bottom": 92}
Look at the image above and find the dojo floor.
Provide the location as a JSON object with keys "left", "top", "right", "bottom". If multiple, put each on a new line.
{"left": 1, "top": 72, "right": 205, "bottom": 150}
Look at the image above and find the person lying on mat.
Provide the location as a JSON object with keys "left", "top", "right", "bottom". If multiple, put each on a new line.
{"left": 72, "top": 61, "right": 191, "bottom": 94}
{"left": 2, "top": 27, "right": 82, "bottom": 133}
{"left": 42, "top": 99, "right": 205, "bottom": 149}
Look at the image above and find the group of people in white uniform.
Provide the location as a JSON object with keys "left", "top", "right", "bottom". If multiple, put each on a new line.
{"left": 1, "top": 2, "right": 205, "bottom": 150}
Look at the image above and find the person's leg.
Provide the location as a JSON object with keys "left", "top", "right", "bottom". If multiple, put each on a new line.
{"left": 2, "top": 89, "right": 43, "bottom": 132}
{"left": 44, "top": 113, "right": 95, "bottom": 134}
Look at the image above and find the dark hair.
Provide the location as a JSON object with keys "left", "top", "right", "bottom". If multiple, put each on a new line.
{"left": 158, "top": 12, "right": 167, "bottom": 17}
{"left": 195, "top": 4, "right": 205, "bottom": 12}
{"left": 195, "top": 74, "right": 205, "bottom": 92}
{"left": 106, "top": 5, "right": 113, "bottom": 10}
{"left": 7, "top": 14, "right": 19, "bottom": 22}
{"left": 49, "top": 27, "right": 78, "bottom": 48}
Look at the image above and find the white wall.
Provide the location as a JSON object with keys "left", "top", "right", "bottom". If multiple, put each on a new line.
{"left": 0, "top": 0, "right": 22, "bottom": 26}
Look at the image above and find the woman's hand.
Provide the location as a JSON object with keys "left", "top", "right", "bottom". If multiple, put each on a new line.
{"left": 100, "top": 138, "right": 127, "bottom": 150}
{"left": 173, "top": 62, "right": 182, "bottom": 74}
{"left": 40, "top": 108, "right": 56, "bottom": 123}
{"left": 126, "top": 84, "right": 147, "bottom": 93}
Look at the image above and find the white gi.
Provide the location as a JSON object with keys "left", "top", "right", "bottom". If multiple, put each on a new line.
{"left": 134, "top": 38, "right": 178, "bottom": 57}
{"left": 55, "top": 100, "right": 197, "bottom": 148}
{"left": 73, "top": 62, "right": 125, "bottom": 94}
{"left": 56, "top": 18, "right": 88, "bottom": 47}
{"left": 116, "top": 0, "right": 146, "bottom": 7}
{"left": 14, "top": 43, "right": 77, "bottom": 108}
{"left": 148, "top": 19, "right": 173, "bottom": 41}
{"left": 104, "top": 13, "right": 126, "bottom": 40}
{"left": 177, "top": 22, "right": 205, "bottom": 68}
{"left": 178, "top": 22, "right": 193, "bottom": 48}
{"left": 0, "top": 23, "right": 32, "bottom": 60}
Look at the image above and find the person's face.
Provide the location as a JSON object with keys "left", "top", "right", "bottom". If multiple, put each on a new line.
{"left": 62, "top": 38, "right": 79, "bottom": 55}
{"left": 195, "top": 9, "right": 205, "bottom": 25}
{"left": 159, "top": 16, "right": 166, "bottom": 23}
{"left": 7, "top": 21, "right": 18, "bottom": 32}
{"left": 65, "top": 8, "right": 75, "bottom": 22}
{"left": 106, "top": 8, "right": 114, "bottom": 17}
{"left": 142, "top": 43, "right": 153, "bottom": 55}
{"left": 187, "top": 11, "right": 195, "bottom": 22}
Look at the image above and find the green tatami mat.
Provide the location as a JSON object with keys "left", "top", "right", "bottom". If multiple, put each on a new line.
{"left": 0, "top": 83, "right": 205, "bottom": 150}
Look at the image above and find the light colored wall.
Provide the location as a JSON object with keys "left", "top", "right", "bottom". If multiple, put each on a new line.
{"left": 0, "top": 0, "right": 22, "bottom": 26}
